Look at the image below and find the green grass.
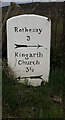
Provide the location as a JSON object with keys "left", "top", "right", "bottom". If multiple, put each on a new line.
{"left": 2, "top": 68, "right": 64, "bottom": 118}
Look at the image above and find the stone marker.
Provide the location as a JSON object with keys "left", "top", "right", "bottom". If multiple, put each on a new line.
{"left": 7, "top": 14, "right": 51, "bottom": 86}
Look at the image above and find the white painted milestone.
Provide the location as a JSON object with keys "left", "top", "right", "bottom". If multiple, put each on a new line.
{"left": 7, "top": 14, "right": 51, "bottom": 86}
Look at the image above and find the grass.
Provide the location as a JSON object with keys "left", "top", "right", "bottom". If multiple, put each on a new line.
{"left": 2, "top": 68, "right": 64, "bottom": 118}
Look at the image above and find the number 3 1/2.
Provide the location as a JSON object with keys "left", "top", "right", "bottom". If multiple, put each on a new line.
{"left": 26, "top": 67, "right": 34, "bottom": 72}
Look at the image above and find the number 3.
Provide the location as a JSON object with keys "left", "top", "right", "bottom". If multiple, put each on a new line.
{"left": 27, "top": 36, "right": 30, "bottom": 41}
